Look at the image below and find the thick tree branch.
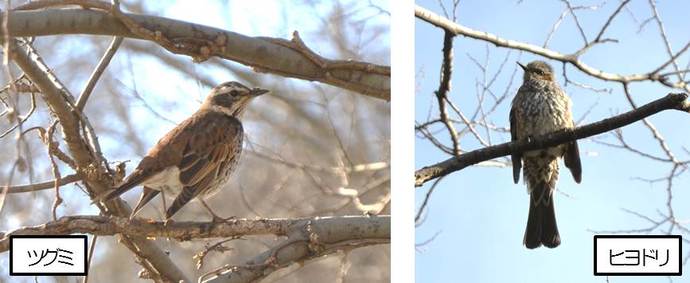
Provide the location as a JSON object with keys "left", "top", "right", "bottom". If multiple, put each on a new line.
{"left": 0, "top": 215, "right": 389, "bottom": 251}
{"left": 201, "top": 216, "right": 389, "bottom": 283}
{"left": 5, "top": 39, "right": 190, "bottom": 282}
{"left": 2, "top": 7, "right": 390, "bottom": 100}
{"left": 415, "top": 5, "right": 689, "bottom": 91}
{"left": 436, "top": 31, "right": 460, "bottom": 155}
{"left": 415, "top": 93, "right": 690, "bottom": 187}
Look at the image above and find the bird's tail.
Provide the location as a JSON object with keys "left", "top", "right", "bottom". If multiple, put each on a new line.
{"left": 165, "top": 186, "right": 197, "bottom": 219}
{"left": 524, "top": 181, "right": 560, "bottom": 249}
{"left": 90, "top": 171, "right": 152, "bottom": 204}
{"left": 129, "top": 187, "right": 160, "bottom": 219}
{"left": 90, "top": 186, "right": 129, "bottom": 204}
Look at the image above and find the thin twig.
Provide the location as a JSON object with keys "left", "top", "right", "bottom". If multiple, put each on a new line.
{"left": 76, "top": 36, "right": 123, "bottom": 110}
{"left": 415, "top": 5, "right": 690, "bottom": 92}
{"left": 5, "top": 174, "right": 81, "bottom": 193}
{"left": 594, "top": 0, "right": 631, "bottom": 42}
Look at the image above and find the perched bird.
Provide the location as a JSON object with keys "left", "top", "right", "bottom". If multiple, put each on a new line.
{"left": 510, "top": 60, "right": 582, "bottom": 249}
{"left": 98, "top": 81, "right": 268, "bottom": 220}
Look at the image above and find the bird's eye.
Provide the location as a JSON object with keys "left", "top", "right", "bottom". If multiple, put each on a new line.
{"left": 230, "top": 90, "right": 238, "bottom": 96}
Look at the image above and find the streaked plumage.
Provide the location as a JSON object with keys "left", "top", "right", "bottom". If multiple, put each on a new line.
{"left": 98, "top": 81, "right": 268, "bottom": 219}
{"left": 510, "top": 61, "right": 582, "bottom": 249}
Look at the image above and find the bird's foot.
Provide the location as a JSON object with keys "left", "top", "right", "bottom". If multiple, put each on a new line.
{"left": 200, "top": 200, "right": 235, "bottom": 223}
{"left": 211, "top": 214, "right": 236, "bottom": 223}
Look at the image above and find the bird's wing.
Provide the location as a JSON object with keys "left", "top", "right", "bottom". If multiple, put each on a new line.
{"left": 166, "top": 170, "right": 217, "bottom": 219}
{"left": 96, "top": 167, "right": 151, "bottom": 202}
{"left": 129, "top": 187, "right": 160, "bottom": 218}
{"left": 563, "top": 141, "right": 582, "bottom": 183}
{"left": 166, "top": 112, "right": 243, "bottom": 218}
{"left": 176, "top": 113, "right": 242, "bottom": 187}
{"left": 510, "top": 107, "right": 522, "bottom": 184}
{"left": 99, "top": 114, "right": 201, "bottom": 202}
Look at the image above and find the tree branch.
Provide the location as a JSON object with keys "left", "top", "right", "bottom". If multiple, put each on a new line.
{"left": 1, "top": 2, "right": 390, "bottom": 281}
{"left": 0, "top": 214, "right": 390, "bottom": 252}
{"left": 2, "top": 7, "right": 390, "bottom": 100}
{"left": 77, "top": 35, "right": 123, "bottom": 110}
{"left": 414, "top": 5, "right": 689, "bottom": 91}
{"left": 415, "top": 92, "right": 690, "bottom": 187}
{"left": 5, "top": 173, "right": 81, "bottom": 193}
{"left": 200, "top": 216, "right": 389, "bottom": 283}
{"left": 435, "top": 31, "right": 461, "bottom": 155}
{"left": 5, "top": 38, "right": 190, "bottom": 282}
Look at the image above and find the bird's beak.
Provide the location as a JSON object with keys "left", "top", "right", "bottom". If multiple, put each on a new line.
{"left": 517, "top": 62, "right": 527, "bottom": 71}
{"left": 250, "top": 88, "right": 269, "bottom": 97}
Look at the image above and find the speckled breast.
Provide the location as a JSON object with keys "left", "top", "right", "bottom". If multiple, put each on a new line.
{"left": 515, "top": 80, "right": 572, "bottom": 137}
{"left": 514, "top": 79, "right": 573, "bottom": 157}
{"left": 202, "top": 131, "right": 244, "bottom": 197}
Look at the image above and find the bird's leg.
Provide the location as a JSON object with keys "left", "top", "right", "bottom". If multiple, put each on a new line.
{"left": 160, "top": 192, "right": 177, "bottom": 226}
{"left": 159, "top": 191, "right": 178, "bottom": 226}
{"left": 161, "top": 190, "right": 168, "bottom": 214}
{"left": 159, "top": 190, "right": 173, "bottom": 224}
{"left": 200, "top": 199, "right": 235, "bottom": 223}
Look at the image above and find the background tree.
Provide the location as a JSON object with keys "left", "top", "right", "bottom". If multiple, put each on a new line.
{"left": 0, "top": 1, "right": 390, "bottom": 282}
{"left": 415, "top": 0, "right": 689, "bottom": 282}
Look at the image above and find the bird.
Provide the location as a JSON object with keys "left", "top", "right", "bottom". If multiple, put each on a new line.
{"left": 510, "top": 60, "right": 582, "bottom": 249}
{"left": 97, "top": 81, "right": 268, "bottom": 220}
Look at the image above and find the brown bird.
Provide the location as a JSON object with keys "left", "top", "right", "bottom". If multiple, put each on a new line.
{"left": 98, "top": 81, "right": 268, "bottom": 220}
{"left": 510, "top": 60, "right": 582, "bottom": 249}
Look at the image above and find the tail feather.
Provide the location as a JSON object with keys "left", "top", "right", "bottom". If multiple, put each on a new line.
{"left": 524, "top": 181, "right": 560, "bottom": 249}
{"left": 165, "top": 186, "right": 197, "bottom": 219}
{"left": 129, "top": 187, "right": 160, "bottom": 219}
{"left": 91, "top": 182, "right": 137, "bottom": 204}
{"left": 92, "top": 172, "right": 148, "bottom": 204}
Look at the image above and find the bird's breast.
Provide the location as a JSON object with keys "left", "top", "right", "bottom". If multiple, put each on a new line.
{"left": 515, "top": 83, "right": 572, "bottom": 137}
{"left": 201, "top": 143, "right": 243, "bottom": 198}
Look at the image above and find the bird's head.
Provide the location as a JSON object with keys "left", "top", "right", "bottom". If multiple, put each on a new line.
{"left": 203, "top": 81, "right": 269, "bottom": 117}
{"left": 518, "top": 60, "right": 555, "bottom": 82}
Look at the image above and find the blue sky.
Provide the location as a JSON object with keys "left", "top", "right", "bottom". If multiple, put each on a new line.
{"left": 415, "top": 1, "right": 689, "bottom": 282}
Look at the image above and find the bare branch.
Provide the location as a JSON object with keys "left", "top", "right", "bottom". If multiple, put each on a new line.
{"left": 435, "top": 31, "right": 461, "bottom": 155}
{"left": 560, "top": 0, "right": 589, "bottom": 44}
{"left": 1, "top": 213, "right": 390, "bottom": 282}
{"left": 4, "top": 38, "right": 190, "bottom": 282}
{"left": 4, "top": 173, "right": 81, "bottom": 193}
{"left": 3, "top": 7, "right": 390, "bottom": 100}
{"left": 415, "top": 176, "right": 443, "bottom": 223}
{"left": 415, "top": 93, "right": 690, "bottom": 187}
{"left": 415, "top": 5, "right": 689, "bottom": 91}
{"left": 200, "top": 216, "right": 389, "bottom": 283}
{"left": 594, "top": 0, "right": 631, "bottom": 42}
{"left": 0, "top": 90, "right": 35, "bottom": 139}
{"left": 76, "top": 36, "right": 123, "bottom": 110}
{"left": 647, "top": 0, "right": 683, "bottom": 81}
{"left": 0, "top": 215, "right": 388, "bottom": 251}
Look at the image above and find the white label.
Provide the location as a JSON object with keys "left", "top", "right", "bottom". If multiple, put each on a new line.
{"left": 594, "top": 236, "right": 682, "bottom": 275}
{"left": 10, "top": 235, "right": 88, "bottom": 275}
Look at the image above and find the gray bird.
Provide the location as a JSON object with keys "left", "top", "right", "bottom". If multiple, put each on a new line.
{"left": 510, "top": 60, "right": 582, "bottom": 249}
{"left": 98, "top": 81, "right": 268, "bottom": 220}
